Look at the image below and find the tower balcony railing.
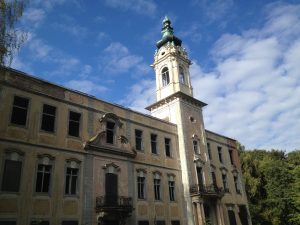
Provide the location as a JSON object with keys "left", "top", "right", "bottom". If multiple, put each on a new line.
{"left": 95, "top": 195, "right": 133, "bottom": 213}
{"left": 190, "top": 184, "right": 224, "bottom": 197}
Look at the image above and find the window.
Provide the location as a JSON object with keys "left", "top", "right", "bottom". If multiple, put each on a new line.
{"left": 168, "top": 176, "right": 175, "bottom": 201}
{"left": 179, "top": 66, "right": 185, "bottom": 84}
{"left": 196, "top": 167, "right": 204, "bottom": 189}
{"left": 222, "top": 174, "right": 228, "bottom": 192}
{"left": 0, "top": 222, "right": 16, "bottom": 225}
{"left": 151, "top": 134, "right": 157, "bottom": 154}
{"left": 68, "top": 111, "right": 81, "bottom": 137}
{"left": 35, "top": 156, "right": 53, "bottom": 193}
{"left": 1, "top": 151, "right": 23, "bottom": 192}
{"left": 238, "top": 205, "right": 249, "bottom": 225}
{"left": 229, "top": 149, "right": 234, "bottom": 165}
{"left": 65, "top": 160, "right": 80, "bottom": 195}
{"left": 137, "top": 171, "right": 146, "bottom": 199}
{"left": 138, "top": 221, "right": 149, "bottom": 225}
{"left": 193, "top": 140, "right": 199, "bottom": 154}
{"left": 171, "top": 221, "right": 180, "bottom": 225}
{"left": 227, "top": 209, "right": 237, "bottom": 225}
{"left": 162, "top": 67, "right": 170, "bottom": 86}
{"left": 211, "top": 171, "right": 217, "bottom": 188}
{"left": 234, "top": 175, "right": 240, "bottom": 193}
{"left": 156, "top": 221, "right": 166, "bottom": 225}
{"left": 207, "top": 143, "right": 212, "bottom": 160}
{"left": 41, "top": 104, "right": 56, "bottom": 132}
{"left": 165, "top": 138, "right": 171, "bottom": 157}
{"left": 135, "top": 129, "right": 143, "bottom": 151}
{"left": 218, "top": 146, "right": 223, "bottom": 163}
{"left": 31, "top": 221, "right": 49, "bottom": 225}
{"left": 62, "top": 221, "right": 78, "bottom": 225}
{"left": 154, "top": 173, "right": 161, "bottom": 200}
{"left": 106, "top": 121, "right": 115, "bottom": 144}
{"left": 10, "top": 96, "right": 29, "bottom": 126}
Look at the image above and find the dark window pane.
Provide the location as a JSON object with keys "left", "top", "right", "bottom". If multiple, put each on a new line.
{"left": 106, "top": 121, "right": 115, "bottom": 144}
{"left": 171, "top": 221, "right": 180, "bottom": 225}
{"left": 1, "top": 160, "right": 22, "bottom": 192}
{"left": 0, "top": 222, "right": 17, "bottom": 225}
{"left": 156, "top": 221, "right": 166, "bottom": 225}
{"left": 165, "top": 138, "right": 171, "bottom": 157}
{"left": 138, "top": 221, "right": 149, "bottom": 225}
{"left": 41, "top": 104, "right": 56, "bottom": 132}
{"left": 238, "top": 205, "right": 249, "bottom": 225}
{"left": 137, "top": 176, "right": 145, "bottom": 199}
{"left": 228, "top": 210, "right": 237, "bottom": 225}
{"left": 68, "top": 111, "right": 81, "bottom": 137}
{"left": 135, "top": 129, "right": 143, "bottom": 150}
{"left": 62, "top": 221, "right": 78, "bottom": 225}
{"left": 11, "top": 96, "right": 29, "bottom": 125}
{"left": 31, "top": 221, "right": 49, "bottom": 225}
{"left": 151, "top": 134, "right": 157, "bottom": 154}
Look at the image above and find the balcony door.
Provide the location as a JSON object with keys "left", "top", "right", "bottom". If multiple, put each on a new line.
{"left": 105, "top": 173, "right": 118, "bottom": 205}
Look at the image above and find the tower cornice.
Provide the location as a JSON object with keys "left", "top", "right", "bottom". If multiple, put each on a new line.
{"left": 146, "top": 91, "right": 207, "bottom": 111}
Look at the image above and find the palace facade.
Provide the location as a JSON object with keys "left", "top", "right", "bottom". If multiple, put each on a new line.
{"left": 0, "top": 17, "right": 251, "bottom": 225}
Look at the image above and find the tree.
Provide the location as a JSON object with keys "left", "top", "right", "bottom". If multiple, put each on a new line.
{"left": 0, "top": 0, "right": 27, "bottom": 66}
{"left": 240, "top": 149, "right": 300, "bottom": 225}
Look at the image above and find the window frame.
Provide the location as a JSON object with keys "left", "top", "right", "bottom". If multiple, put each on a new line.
{"left": 207, "top": 142, "right": 212, "bottom": 160}
{"left": 40, "top": 103, "right": 57, "bottom": 133}
{"left": 168, "top": 175, "right": 175, "bottom": 201}
{"left": 106, "top": 120, "right": 115, "bottom": 144}
{"left": 10, "top": 95, "right": 30, "bottom": 127}
{"left": 161, "top": 67, "right": 170, "bottom": 87}
{"left": 218, "top": 146, "right": 223, "bottom": 163}
{"left": 135, "top": 129, "right": 143, "bottom": 151}
{"left": 151, "top": 134, "right": 158, "bottom": 154}
{"left": 179, "top": 66, "right": 185, "bottom": 84}
{"left": 164, "top": 138, "right": 171, "bottom": 157}
{"left": 35, "top": 155, "right": 54, "bottom": 195}
{"left": 193, "top": 140, "right": 199, "bottom": 154}
{"left": 68, "top": 110, "right": 81, "bottom": 138}
{"left": 153, "top": 173, "right": 161, "bottom": 201}
{"left": 1, "top": 150, "right": 24, "bottom": 193}
{"left": 64, "top": 160, "right": 80, "bottom": 196}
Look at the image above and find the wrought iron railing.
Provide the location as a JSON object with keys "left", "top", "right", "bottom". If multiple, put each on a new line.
{"left": 190, "top": 184, "right": 224, "bottom": 196}
{"left": 96, "top": 196, "right": 133, "bottom": 210}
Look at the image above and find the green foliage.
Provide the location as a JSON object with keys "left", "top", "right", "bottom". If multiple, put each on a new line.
{"left": 0, "top": 0, "right": 27, "bottom": 65}
{"left": 240, "top": 149, "right": 300, "bottom": 225}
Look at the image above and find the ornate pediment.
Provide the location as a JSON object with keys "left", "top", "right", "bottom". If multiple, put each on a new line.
{"left": 84, "top": 112, "right": 136, "bottom": 158}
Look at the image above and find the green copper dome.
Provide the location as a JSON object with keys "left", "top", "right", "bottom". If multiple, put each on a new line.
{"left": 156, "top": 17, "right": 182, "bottom": 49}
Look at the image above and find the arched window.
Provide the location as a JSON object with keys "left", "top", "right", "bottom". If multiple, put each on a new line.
{"left": 161, "top": 67, "right": 170, "bottom": 86}
{"left": 179, "top": 66, "right": 185, "bottom": 84}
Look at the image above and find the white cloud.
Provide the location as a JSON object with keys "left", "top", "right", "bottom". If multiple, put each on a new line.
{"left": 22, "top": 8, "right": 45, "bottom": 28}
{"left": 65, "top": 80, "right": 108, "bottom": 95}
{"left": 104, "top": 0, "right": 157, "bottom": 16}
{"left": 126, "top": 3, "right": 300, "bottom": 151}
{"left": 190, "top": 3, "right": 300, "bottom": 151}
{"left": 100, "top": 42, "right": 150, "bottom": 75}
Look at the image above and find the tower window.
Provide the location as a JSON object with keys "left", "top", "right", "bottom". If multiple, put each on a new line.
{"left": 193, "top": 140, "right": 199, "bottom": 154}
{"left": 10, "top": 96, "right": 29, "bottom": 126}
{"left": 161, "top": 67, "right": 170, "bottom": 86}
{"left": 179, "top": 66, "right": 185, "bottom": 84}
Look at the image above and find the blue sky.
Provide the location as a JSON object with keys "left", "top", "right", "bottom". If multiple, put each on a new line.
{"left": 12, "top": 0, "right": 300, "bottom": 152}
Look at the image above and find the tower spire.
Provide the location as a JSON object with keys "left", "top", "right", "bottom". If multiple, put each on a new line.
{"left": 156, "top": 17, "right": 182, "bottom": 49}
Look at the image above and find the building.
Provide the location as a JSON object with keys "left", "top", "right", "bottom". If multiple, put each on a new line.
{"left": 0, "top": 17, "right": 251, "bottom": 225}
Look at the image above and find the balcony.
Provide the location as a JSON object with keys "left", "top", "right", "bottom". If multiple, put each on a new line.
{"left": 95, "top": 196, "right": 133, "bottom": 213}
{"left": 190, "top": 184, "right": 224, "bottom": 198}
